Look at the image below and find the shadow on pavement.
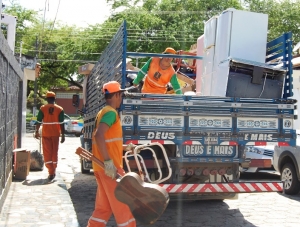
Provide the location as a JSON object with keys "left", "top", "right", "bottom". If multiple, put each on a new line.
{"left": 68, "top": 172, "right": 97, "bottom": 227}
{"left": 68, "top": 173, "right": 256, "bottom": 227}
{"left": 22, "top": 178, "right": 53, "bottom": 186}
{"left": 137, "top": 200, "right": 257, "bottom": 227}
{"left": 240, "top": 171, "right": 280, "bottom": 181}
{"left": 241, "top": 171, "right": 300, "bottom": 202}
{"left": 277, "top": 191, "right": 300, "bottom": 202}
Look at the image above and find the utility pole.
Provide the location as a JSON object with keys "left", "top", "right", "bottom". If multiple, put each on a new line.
{"left": 33, "top": 36, "right": 38, "bottom": 116}
{"left": 0, "top": 0, "right": 3, "bottom": 22}
{"left": 19, "top": 41, "right": 22, "bottom": 67}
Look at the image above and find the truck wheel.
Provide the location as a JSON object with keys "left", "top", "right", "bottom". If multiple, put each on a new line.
{"left": 81, "top": 160, "right": 90, "bottom": 174}
{"left": 281, "top": 163, "right": 300, "bottom": 195}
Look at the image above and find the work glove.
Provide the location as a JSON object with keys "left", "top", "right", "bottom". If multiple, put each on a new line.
{"left": 125, "top": 143, "right": 142, "bottom": 154}
{"left": 60, "top": 134, "right": 65, "bottom": 143}
{"left": 125, "top": 143, "right": 136, "bottom": 152}
{"left": 104, "top": 159, "right": 117, "bottom": 179}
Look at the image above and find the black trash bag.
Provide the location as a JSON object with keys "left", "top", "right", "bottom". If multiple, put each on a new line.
{"left": 30, "top": 150, "right": 44, "bottom": 171}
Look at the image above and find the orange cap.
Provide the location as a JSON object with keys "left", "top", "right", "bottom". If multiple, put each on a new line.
{"left": 102, "top": 81, "right": 126, "bottom": 94}
{"left": 46, "top": 91, "right": 56, "bottom": 98}
{"left": 163, "top": 47, "right": 176, "bottom": 54}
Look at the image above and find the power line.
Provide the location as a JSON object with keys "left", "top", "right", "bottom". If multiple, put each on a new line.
{"left": 19, "top": 35, "right": 198, "bottom": 41}
{"left": 16, "top": 48, "right": 103, "bottom": 55}
{"left": 38, "top": 59, "right": 97, "bottom": 62}
{"left": 16, "top": 38, "right": 196, "bottom": 53}
{"left": 19, "top": 29, "right": 203, "bottom": 35}
{"left": 44, "top": 0, "right": 61, "bottom": 52}
{"left": 117, "top": 10, "right": 218, "bottom": 14}
{"left": 19, "top": 33, "right": 201, "bottom": 38}
{"left": 39, "top": 0, "right": 49, "bottom": 56}
{"left": 16, "top": 36, "right": 197, "bottom": 51}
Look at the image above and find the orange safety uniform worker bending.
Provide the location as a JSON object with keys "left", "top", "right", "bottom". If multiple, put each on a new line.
{"left": 34, "top": 91, "right": 65, "bottom": 180}
{"left": 87, "top": 81, "right": 136, "bottom": 227}
{"left": 133, "top": 47, "right": 183, "bottom": 94}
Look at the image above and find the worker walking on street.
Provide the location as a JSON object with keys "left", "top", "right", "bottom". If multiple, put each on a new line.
{"left": 133, "top": 47, "right": 182, "bottom": 94}
{"left": 34, "top": 91, "right": 65, "bottom": 180}
{"left": 87, "top": 81, "right": 136, "bottom": 227}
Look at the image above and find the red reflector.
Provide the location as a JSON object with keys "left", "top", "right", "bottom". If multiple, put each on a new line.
{"left": 125, "top": 140, "right": 138, "bottom": 144}
{"left": 249, "top": 159, "right": 272, "bottom": 168}
{"left": 278, "top": 142, "right": 290, "bottom": 146}
{"left": 229, "top": 141, "right": 238, "bottom": 145}
{"left": 254, "top": 142, "right": 267, "bottom": 146}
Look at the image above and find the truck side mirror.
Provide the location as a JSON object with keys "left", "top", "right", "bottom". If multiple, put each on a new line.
{"left": 72, "top": 94, "right": 79, "bottom": 107}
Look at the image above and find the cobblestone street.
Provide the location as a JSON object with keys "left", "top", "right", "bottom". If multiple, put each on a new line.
{"left": 2, "top": 133, "right": 299, "bottom": 227}
{"left": 57, "top": 134, "right": 300, "bottom": 227}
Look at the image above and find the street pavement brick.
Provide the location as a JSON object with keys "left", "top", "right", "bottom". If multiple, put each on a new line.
{"left": 2, "top": 133, "right": 300, "bottom": 227}
{"left": 0, "top": 133, "right": 80, "bottom": 227}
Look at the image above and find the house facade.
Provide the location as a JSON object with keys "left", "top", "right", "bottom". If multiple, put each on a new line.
{"left": 52, "top": 86, "right": 83, "bottom": 116}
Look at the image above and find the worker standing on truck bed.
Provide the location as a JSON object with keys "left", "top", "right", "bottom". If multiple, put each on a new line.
{"left": 133, "top": 47, "right": 183, "bottom": 94}
{"left": 87, "top": 81, "right": 136, "bottom": 227}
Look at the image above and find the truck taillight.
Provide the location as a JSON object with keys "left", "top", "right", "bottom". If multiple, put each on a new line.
{"left": 202, "top": 168, "right": 210, "bottom": 176}
{"left": 179, "top": 168, "right": 186, "bottom": 176}
{"left": 210, "top": 169, "right": 217, "bottom": 175}
{"left": 218, "top": 168, "right": 226, "bottom": 175}
{"left": 195, "top": 168, "right": 202, "bottom": 176}
{"left": 187, "top": 168, "right": 194, "bottom": 176}
{"left": 226, "top": 168, "right": 233, "bottom": 175}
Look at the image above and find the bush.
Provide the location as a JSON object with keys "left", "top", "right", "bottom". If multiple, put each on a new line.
{"left": 26, "top": 113, "right": 34, "bottom": 123}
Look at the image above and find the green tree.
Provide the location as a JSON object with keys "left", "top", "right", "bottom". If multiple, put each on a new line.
{"left": 105, "top": 0, "right": 242, "bottom": 66}
{"left": 3, "top": 0, "right": 300, "bottom": 105}
{"left": 244, "top": 0, "right": 300, "bottom": 42}
{"left": 3, "top": 3, "right": 100, "bottom": 100}
{"left": 2, "top": 1, "right": 39, "bottom": 46}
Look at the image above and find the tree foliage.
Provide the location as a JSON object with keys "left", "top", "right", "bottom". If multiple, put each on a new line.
{"left": 106, "top": 0, "right": 242, "bottom": 55}
{"left": 245, "top": 0, "right": 300, "bottom": 42}
{"left": 2, "top": 1, "right": 39, "bottom": 44}
{"left": 2, "top": 0, "right": 300, "bottom": 101}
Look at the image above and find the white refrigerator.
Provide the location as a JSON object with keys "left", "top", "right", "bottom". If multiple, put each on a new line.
{"left": 214, "top": 8, "right": 268, "bottom": 64}
{"left": 201, "top": 16, "right": 218, "bottom": 96}
{"left": 196, "top": 34, "right": 204, "bottom": 95}
{"left": 211, "top": 8, "right": 268, "bottom": 97}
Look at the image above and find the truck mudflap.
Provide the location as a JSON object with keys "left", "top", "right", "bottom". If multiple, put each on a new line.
{"left": 159, "top": 182, "right": 283, "bottom": 193}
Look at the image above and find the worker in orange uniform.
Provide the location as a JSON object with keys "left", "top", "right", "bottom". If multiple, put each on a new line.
{"left": 34, "top": 91, "right": 65, "bottom": 180}
{"left": 87, "top": 81, "right": 136, "bottom": 227}
{"left": 133, "top": 47, "right": 182, "bottom": 94}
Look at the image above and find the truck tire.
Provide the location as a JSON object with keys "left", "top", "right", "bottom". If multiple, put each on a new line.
{"left": 81, "top": 159, "right": 90, "bottom": 174}
{"left": 281, "top": 163, "right": 300, "bottom": 195}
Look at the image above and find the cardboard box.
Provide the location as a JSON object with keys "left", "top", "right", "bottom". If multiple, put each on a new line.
{"left": 13, "top": 148, "right": 31, "bottom": 180}
{"left": 176, "top": 72, "right": 195, "bottom": 93}
{"left": 78, "top": 63, "right": 95, "bottom": 75}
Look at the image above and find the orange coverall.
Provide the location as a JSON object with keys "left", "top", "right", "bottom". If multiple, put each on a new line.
{"left": 87, "top": 106, "right": 136, "bottom": 227}
{"left": 37, "top": 104, "right": 64, "bottom": 175}
{"left": 133, "top": 57, "right": 182, "bottom": 94}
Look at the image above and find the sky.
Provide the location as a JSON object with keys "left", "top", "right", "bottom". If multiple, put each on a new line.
{"left": 3, "top": 0, "right": 112, "bottom": 27}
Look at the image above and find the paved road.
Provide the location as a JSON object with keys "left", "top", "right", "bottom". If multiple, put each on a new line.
{"left": 57, "top": 135, "right": 300, "bottom": 227}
